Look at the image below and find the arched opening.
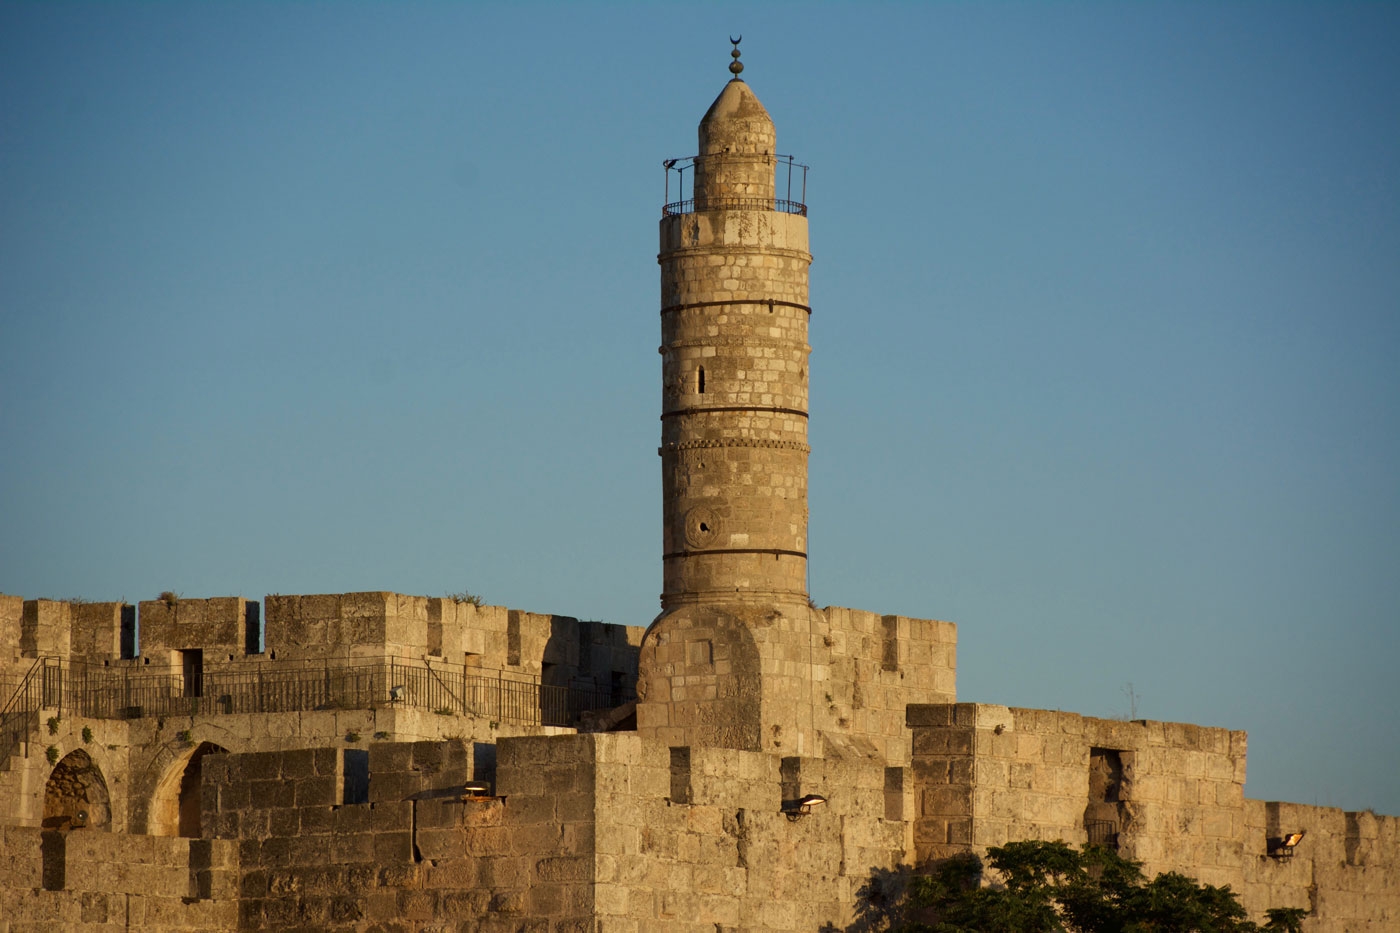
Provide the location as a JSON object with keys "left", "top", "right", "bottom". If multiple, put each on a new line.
{"left": 43, "top": 749, "right": 111, "bottom": 832}
{"left": 150, "top": 741, "right": 229, "bottom": 837}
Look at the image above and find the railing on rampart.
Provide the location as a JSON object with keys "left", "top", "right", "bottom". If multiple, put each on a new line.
{"left": 0, "top": 657, "right": 631, "bottom": 735}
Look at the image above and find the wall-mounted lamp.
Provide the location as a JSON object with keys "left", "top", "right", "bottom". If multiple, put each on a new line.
{"left": 461, "top": 781, "right": 492, "bottom": 799}
{"left": 781, "top": 794, "right": 827, "bottom": 821}
{"left": 389, "top": 685, "right": 406, "bottom": 702}
{"left": 1268, "top": 831, "right": 1306, "bottom": 857}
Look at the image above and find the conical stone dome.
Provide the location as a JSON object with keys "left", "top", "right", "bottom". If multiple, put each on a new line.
{"left": 695, "top": 79, "right": 776, "bottom": 204}
{"left": 698, "top": 79, "right": 775, "bottom": 156}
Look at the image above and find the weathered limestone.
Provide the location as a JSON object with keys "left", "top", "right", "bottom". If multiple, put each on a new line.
{"left": 0, "top": 824, "right": 237, "bottom": 931}
{"left": 1, "top": 49, "right": 1396, "bottom": 933}
{"left": 640, "top": 75, "right": 827, "bottom": 758}
{"left": 200, "top": 733, "right": 910, "bottom": 932}
{"left": 908, "top": 703, "right": 1400, "bottom": 930}
{"left": 655, "top": 77, "right": 812, "bottom": 610}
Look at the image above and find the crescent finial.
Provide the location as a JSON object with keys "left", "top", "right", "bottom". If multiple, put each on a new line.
{"left": 728, "top": 36, "right": 744, "bottom": 76}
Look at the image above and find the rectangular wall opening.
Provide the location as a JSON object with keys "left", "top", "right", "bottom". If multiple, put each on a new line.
{"left": 243, "top": 601, "right": 263, "bottom": 655}
{"left": 507, "top": 610, "right": 522, "bottom": 666}
{"left": 881, "top": 615, "right": 901, "bottom": 672}
{"left": 342, "top": 749, "right": 370, "bottom": 805}
{"left": 180, "top": 649, "right": 204, "bottom": 698}
{"left": 670, "top": 747, "right": 692, "bottom": 804}
{"left": 120, "top": 604, "right": 137, "bottom": 659}
{"left": 1084, "top": 747, "right": 1123, "bottom": 849}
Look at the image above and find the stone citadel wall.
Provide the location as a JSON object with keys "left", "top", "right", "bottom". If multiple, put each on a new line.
{"left": 10, "top": 724, "right": 1395, "bottom": 932}
{"left": 910, "top": 703, "right": 1400, "bottom": 931}
{"left": 3, "top": 63, "right": 1396, "bottom": 933}
{"left": 2, "top": 590, "right": 1396, "bottom": 931}
{"left": 0, "top": 592, "right": 642, "bottom": 684}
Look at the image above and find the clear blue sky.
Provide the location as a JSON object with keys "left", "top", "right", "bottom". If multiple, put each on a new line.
{"left": 2, "top": 3, "right": 1397, "bottom": 815}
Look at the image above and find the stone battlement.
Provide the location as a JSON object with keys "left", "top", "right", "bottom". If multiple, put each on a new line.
{"left": 0, "top": 591, "right": 644, "bottom": 689}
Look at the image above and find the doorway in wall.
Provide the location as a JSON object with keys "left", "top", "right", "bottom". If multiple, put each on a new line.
{"left": 180, "top": 649, "right": 203, "bottom": 698}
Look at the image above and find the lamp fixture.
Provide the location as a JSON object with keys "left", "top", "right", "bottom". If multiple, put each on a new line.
{"left": 388, "top": 685, "right": 405, "bottom": 702}
{"left": 1268, "top": 831, "right": 1306, "bottom": 857}
{"left": 781, "top": 794, "right": 828, "bottom": 821}
{"left": 461, "top": 781, "right": 492, "bottom": 798}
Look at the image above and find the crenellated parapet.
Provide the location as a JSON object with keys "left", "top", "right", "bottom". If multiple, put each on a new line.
{"left": 0, "top": 592, "right": 643, "bottom": 702}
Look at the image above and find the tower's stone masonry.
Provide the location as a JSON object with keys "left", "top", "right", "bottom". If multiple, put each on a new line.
{"left": 640, "top": 74, "right": 843, "bottom": 758}
{"left": 657, "top": 78, "right": 813, "bottom": 608}
{"left": 1, "top": 53, "right": 1396, "bottom": 933}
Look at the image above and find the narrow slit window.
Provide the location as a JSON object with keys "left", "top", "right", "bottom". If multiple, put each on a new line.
{"left": 698, "top": 366, "right": 706, "bottom": 394}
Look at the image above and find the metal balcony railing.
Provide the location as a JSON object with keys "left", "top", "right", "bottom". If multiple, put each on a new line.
{"left": 662, "top": 196, "right": 807, "bottom": 217}
{"left": 661, "top": 153, "right": 809, "bottom": 217}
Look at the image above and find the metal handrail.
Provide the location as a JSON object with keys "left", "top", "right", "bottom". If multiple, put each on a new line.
{"left": 662, "top": 197, "right": 807, "bottom": 217}
{"left": 0, "top": 657, "right": 47, "bottom": 770}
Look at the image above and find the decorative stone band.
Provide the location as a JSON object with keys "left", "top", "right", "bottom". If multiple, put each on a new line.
{"left": 663, "top": 548, "right": 808, "bottom": 560}
{"left": 661, "top": 405, "right": 808, "bottom": 420}
{"left": 661, "top": 335, "right": 812, "bottom": 352}
{"left": 661, "top": 298, "right": 812, "bottom": 316}
{"left": 659, "top": 437, "right": 810, "bottom": 455}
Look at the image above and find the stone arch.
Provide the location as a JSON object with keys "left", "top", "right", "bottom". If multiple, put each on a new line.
{"left": 148, "top": 741, "right": 229, "bottom": 837}
{"left": 43, "top": 749, "right": 111, "bottom": 831}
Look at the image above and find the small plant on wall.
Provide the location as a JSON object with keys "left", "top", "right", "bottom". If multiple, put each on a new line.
{"left": 176, "top": 729, "right": 192, "bottom": 745}
{"left": 447, "top": 590, "right": 484, "bottom": 607}
{"left": 46, "top": 746, "right": 59, "bottom": 766}
{"left": 81, "top": 726, "right": 93, "bottom": 744}
{"left": 159, "top": 590, "right": 179, "bottom": 607}
{"left": 46, "top": 715, "right": 61, "bottom": 735}
{"left": 345, "top": 731, "right": 361, "bottom": 743}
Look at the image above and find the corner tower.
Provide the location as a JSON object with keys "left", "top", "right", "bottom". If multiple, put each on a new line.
{"left": 637, "top": 46, "right": 831, "bottom": 755}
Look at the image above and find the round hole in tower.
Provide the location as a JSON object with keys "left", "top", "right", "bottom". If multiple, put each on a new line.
{"left": 684, "top": 507, "right": 720, "bottom": 549}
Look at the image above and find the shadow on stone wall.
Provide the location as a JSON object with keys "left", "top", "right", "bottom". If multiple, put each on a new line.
{"left": 819, "top": 864, "right": 912, "bottom": 933}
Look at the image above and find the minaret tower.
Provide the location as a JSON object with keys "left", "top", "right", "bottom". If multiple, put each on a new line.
{"left": 638, "top": 42, "right": 831, "bottom": 755}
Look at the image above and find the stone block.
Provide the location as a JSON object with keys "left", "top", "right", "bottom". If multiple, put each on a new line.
{"left": 911, "top": 727, "right": 973, "bottom": 758}
{"left": 268, "top": 806, "right": 299, "bottom": 837}
{"left": 295, "top": 775, "right": 337, "bottom": 807}
{"left": 279, "top": 748, "right": 317, "bottom": 779}
{"left": 368, "top": 741, "right": 415, "bottom": 774}
{"left": 368, "top": 771, "right": 422, "bottom": 803}
{"left": 464, "top": 826, "right": 515, "bottom": 858}
{"left": 329, "top": 833, "right": 375, "bottom": 864}
{"left": 297, "top": 805, "right": 334, "bottom": 835}
{"left": 250, "top": 779, "right": 296, "bottom": 809}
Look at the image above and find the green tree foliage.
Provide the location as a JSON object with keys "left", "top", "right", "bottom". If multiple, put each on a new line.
{"left": 893, "top": 841, "right": 1307, "bottom": 933}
